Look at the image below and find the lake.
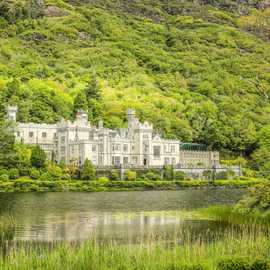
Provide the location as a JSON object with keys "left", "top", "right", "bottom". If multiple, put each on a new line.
{"left": 0, "top": 189, "right": 246, "bottom": 243}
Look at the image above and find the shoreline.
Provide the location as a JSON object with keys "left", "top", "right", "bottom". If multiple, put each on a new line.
{"left": 0, "top": 179, "right": 264, "bottom": 193}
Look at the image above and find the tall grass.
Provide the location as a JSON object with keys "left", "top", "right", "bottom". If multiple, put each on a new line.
{"left": 0, "top": 225, "right": 269, "bottom": 270}
{"left": 198, "top": 205, "right": 270, "bottom": 225}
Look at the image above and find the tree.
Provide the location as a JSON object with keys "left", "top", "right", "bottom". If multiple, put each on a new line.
{"left": 0, "top": 0, "right": 27, "bottom": 23}
{"left": 73, "top": 92, "right": 88, "bottom": 116}
{"left": 84, "top": 75, "right": 101, "bottom": 101}
{"left": 27, "top": 0, "right": 45, "bottom": 19}
{"left": 80, "top": 159, "right": 96, "bottom": 180}
{"left": 30, "top": 145, "right": 46, "bottom": 168}
{"left": 0, "top": 120, "right": 17, "bottom": 168}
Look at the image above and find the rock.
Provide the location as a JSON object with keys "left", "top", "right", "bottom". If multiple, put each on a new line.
{"left": 44, "top": 6, "right": 68, "bottom": 17}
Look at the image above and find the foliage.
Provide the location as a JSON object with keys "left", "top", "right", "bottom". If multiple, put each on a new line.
{"left": 30, "top": 145, "right": 46, "bottom": 168}
{"left": 235, "top": 182, "right": 270, "bottom": 213}
{"left": 0, "top": 0, "right": 270, "bottom": 167}
{"left": 98, "top": 176, "right": 109, "bottom": 183}
{"left": 109, "top": 170, "right": 120, "bottom": 181}
{"left": 8, "top": 168, "right": 19, "bottom": 179}
{"left": 47, "top": 163, "right": 62, "bottom": 180}
{"left": 218, "top": 258, "right": 251, "bottom": 270}
{"left": 0, "top": 120, "right": 16, "bottom": 168}
{"left": 80, "top": 159, "right": 96, "bottom": 180}
{"left": 29, "top": 167, "right": 40, "bottom": 179}
{"left": 0, "top": 174, "right": 9, "bottom": 181}
{"left": 125, "top": 170, "right": 137, "bottom": 181}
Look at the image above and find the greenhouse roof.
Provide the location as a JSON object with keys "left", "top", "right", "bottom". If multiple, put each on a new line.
{"left": 180, "top": 143, "right": 208, "bottom": 151}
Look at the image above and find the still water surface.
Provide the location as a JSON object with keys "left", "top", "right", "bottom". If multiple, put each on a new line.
{"left": 0, "top": 189, "right": 246, "bottom": 243}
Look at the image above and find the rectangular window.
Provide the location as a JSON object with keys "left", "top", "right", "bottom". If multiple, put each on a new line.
{"left": 153, "top": 146, "right": 161, "bottom": 158}
{"left": 112, "top": 144, "right": 121, "bottom": 151}
{"left": 61, "top": 136, "right": 65, "bottom": 143}
{"left": 42, "top": 132, "right": 47, "bottom": 138}
{"left": 123, "top": 157, "right": 129, "bottom": 165}
{"left": 132, "top": 156, "right": 138, "bottom": 165}
{"left": 123, "top": 144, "right": 128, "bottom": 152}
{"left": 92, "top": 145, "right": 97, "bottom": 152}
{"left": 29, "top": 131, "right": 34, "bottom": 138}
{"left": 164, "top": 157, "right": 170, "bottom": 165}
{"left": 17, "top": 132, "right": 20, "bottom": 137}
{"left": 171, "top": 146, "right": 175, "bottom": 153}
{"left": 143, "top": 134, "right": 149, "bottom": 139}
{"left": 112, "top": 156, "right": 121, "bottom": 166}
{"left": 61, "top": 146, "right": 65, "bottom": 155}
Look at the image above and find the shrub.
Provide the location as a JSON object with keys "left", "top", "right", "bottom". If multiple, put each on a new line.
{"left": 110, "top": 169, "right": 120, "bottom": 181}
{"left": 48, "top": 164, "right": 62, "bottom": 180}
{"left": 164, "top": 165, "right": 174, "bottom": 180}
{"left": 39, "top": 172, "right": 53, "bottom": 181}
{"left": 62, "top": 173, "right": 71, "bottom": 180}
{"left": 80, "top": 159, "right": 96, "bottom": 180}
{"left": 30, "top": 146, "right": 47, "bottom": 168}
{"left": 0, "top": 169, "right": 9, "bottom": 176}
{"left": 29, "top": 168, "right": 40, "bottom": 179}
{"left": 174, "top": 171, "right": 186, "bottom": 181}
{"left": 0, "top": 174, "right": 9, "bottom": 181}
{"left": 166, "top": 264, "right": 204, "bottom": 270}
{"left": 8, "top": 168, "right": 19, "bottom": 180}
{"left": 98, "top": 176, "right": 109, "bottom": 184}
{"left": 218, "top": 258, "right": 250, "bottom": 270}
{"left": 125, "top": 170, "right": 137, "bottom": 181}
{"left": 143, "top": 171, "right": 161, "bottom": 181}
{"left": 215, "top": 171, "right": 229, "bottom": 180}
{"left": 250, "top": 259, "right": 269, "bottom": 270}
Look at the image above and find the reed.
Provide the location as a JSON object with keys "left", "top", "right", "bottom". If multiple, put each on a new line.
{"left": 0, "top": 225, "right": 269, "bottom": 270}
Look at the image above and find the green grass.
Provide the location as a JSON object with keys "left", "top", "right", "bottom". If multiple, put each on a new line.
{"left": 0, "top": 226, "right": 269, "bottom": 270}
{"left": 198, "top": 205, "right": 270, "bottom": 225}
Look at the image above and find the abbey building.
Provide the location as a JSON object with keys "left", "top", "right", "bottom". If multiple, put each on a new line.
{"left": 7, "top": 106, "right": 219, "bottom": 168}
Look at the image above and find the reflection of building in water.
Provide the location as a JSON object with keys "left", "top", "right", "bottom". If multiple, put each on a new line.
{"left": 14, "top": 211, "right": 182, "bottom": 242}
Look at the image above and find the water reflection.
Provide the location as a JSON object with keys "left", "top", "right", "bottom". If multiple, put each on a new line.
{"left": 0, "top": 189, "right": 245, "bottom": 243}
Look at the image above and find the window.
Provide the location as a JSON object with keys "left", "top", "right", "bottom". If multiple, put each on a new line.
{"left": 29, "top": 132, "right": 34, "bottom": 138}
{"left": 123, "top": 157, "right": 129, "bottom": 165}
{"left": 61, "top": 146, "right": 65, "bottom": 155}
{"left": 153, "top": 146, "right": 161, "bottom": 158}
{"left": 54, "top": 133, "right": 57, "bottom": 139}
{"left": 172, "top": 157, "right": 176, "bottom": 165}
{"left": 164, "top": 157, "right": 170, "bottom": 165}
{"left": 143, "top": 134, "right": 149, "bottom": 139}
{"left": 112, "top": 156, "right": 121, "bottom": 166}
{"left": 123, "top": 144, "right": 128, "bottom": 152}
{"left": 132, "top": 156, "right": 138, "bottom": 165}
{"left": 42, "top": 132, "right": 47, "bottom": 138}
{"left": 17, "top": 132, "right": 20, "bottom": 137}
{"left": 171, "top": 146, "right": 175, "bottom": 153}
{"left": 92, "top": 145, "right": 97, "bottom": 152}
{"left": 61, "top": 136, "right": 65, "bottom": 143}
{"left": 112, "top": 144, "right": 121, "bottom": 151}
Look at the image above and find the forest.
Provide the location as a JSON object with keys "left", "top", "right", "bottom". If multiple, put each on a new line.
{"left": 1, "top": 0, "right": 270, "bottom": 170}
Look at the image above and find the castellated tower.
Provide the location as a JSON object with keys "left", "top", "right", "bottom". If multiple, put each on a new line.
{"left": 6, "top": 105, "right": 18, "bottom": 121}
{"left": 127, "top": 108, "right": 136, "bottom": 129}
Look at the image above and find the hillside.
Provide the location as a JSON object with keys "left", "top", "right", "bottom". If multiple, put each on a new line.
{"left": 1, "top": 0, "right": 270, "bottom": 163}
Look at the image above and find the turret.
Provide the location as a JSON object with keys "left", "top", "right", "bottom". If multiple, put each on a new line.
{"left": 127, "top": 108, "right": 136, "bottom": 128}
{"left": 75, "top": 109, "right": 89, "bottom": 126}
{"left": 6, "top": 105, "right": 18, "bottom": 122}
